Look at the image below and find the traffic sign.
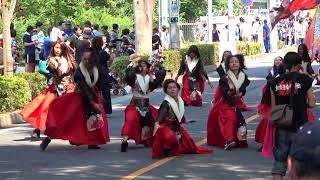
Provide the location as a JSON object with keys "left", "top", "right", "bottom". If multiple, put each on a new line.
{"left": 240, "top": 0, "right": 254, "bottom": 7}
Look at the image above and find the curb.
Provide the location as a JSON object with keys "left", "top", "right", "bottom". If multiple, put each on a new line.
{"left": 0, "top": 111, "right": 25, "bottom": 128}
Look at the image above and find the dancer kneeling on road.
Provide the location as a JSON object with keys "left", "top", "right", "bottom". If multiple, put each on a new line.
{"left": 152, "top": 79, "right": 213, "bottom": 158}
{"left": 207, "top": 54, "right": 250, "bottom": 150}
{"left": 40, "top": 48, "right": 110, "bottom": 151}
{"left": 121, "top": 56, "right": 159, "bottom": 152}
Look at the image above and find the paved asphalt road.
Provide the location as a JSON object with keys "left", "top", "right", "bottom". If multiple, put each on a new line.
{"left": 1, "top": 52, "right": 320, "bottom": 180}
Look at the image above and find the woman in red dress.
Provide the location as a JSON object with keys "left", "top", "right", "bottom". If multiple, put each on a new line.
{"left": 255, "top": 56, "right": 284, "bottom": 152}
{"left": 20, "top": 40, "right": 76, "bottom": 139}
{"left": 121, "top": 57, "right": 159, "bottom": 152}
{"left": 207, "top": 54, "right": 250, "bottom": 150}
{"left": 152, "top": 79, "right": 213, "bottom": 158}
{"left": 40, "top": 48, "right": 110, "bottom": 151}
{"left": 175, "top": 45, "right": 213, "bottom": 106}
{"left": 214, "top": 51, "right": 251, "bottom": 111}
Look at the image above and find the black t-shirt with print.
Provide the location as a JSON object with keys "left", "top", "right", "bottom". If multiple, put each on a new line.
{"left": 270, "top": 72, "right": 313, "bottom": 132}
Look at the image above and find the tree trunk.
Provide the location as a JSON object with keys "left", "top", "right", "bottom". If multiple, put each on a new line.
{"left": 133, "top": 0, "right": 155, "bottom": 56}
{"left": 1, "top": 0, "right": 17, "bottom": 76}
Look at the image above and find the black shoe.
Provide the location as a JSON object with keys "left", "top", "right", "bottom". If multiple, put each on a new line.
{"left": 194, "top": 103, "right": 202, "bottom": 107}
{"left": 224, "top": 141, "right": 236, "bottom": 151}
{"left": 31, "top": 129, "right": 41, "bottom": 139}
{"left": 164, "top": 149, "right": 171, "bottom": 157}
{"left": 121, "top": 141, "right": 128, "bottom": 152}
{"left": 40, "top": 137, "right": 51, "bottom": 151}
{"left": 88, "top": 145, "right": 101, "bottom": 149}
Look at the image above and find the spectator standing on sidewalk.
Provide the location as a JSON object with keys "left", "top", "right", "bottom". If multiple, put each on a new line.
{"left": 251, "top": 17, "right": 260, "bottom": 43}
{"left": 212, "top": 24, "right": 220, "bottom": 42}
{"left": 263, "top": 20, "right": 271, "bottom": 53}
{"left": 101, "top": 25, "right": 111, "bottom": 43}
{"left": 64, "top": 20, "right": 73, "bottom": 39}
{"left": 24, "top": 25, "right": 37, "bottom": 72}
{"left": 92, "top": 24, "right": 103, "bottom": 37}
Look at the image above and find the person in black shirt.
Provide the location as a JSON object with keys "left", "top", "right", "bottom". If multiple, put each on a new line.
{"left": 91, "top": 36, "right": 113, "bottom": 114}
{"left": 270, "top": 52, "right": 316, "bottom": 180}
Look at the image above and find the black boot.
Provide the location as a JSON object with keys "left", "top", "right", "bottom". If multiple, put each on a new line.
{"left": 224, "top": 141, "right": 236, "bottom": 151}
{"left": 40, "top": 137, "right": 51, "bottom": 151}
{"left": 88, "top": 145, "right": 101, "bottom": 149}
{"left": 31, "top": 129, "right": 41, "bottom": 139}
{"left": 164, "top": 149, "right": 171, "bottom": 157}
{"left": 121, "top": 141, "right": 128, "bottom": 152}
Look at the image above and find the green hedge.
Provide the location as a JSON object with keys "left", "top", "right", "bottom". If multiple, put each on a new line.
{"left": 0, "top": 76, "right": 31, "bottom": 113}
{"left": 15, "top": 73, "right": 47, "bottom": 99}
{"left": 164, "top": 44, "right": 218, "bottom": 73}
{"left": 236, "top": 42, "right": 264, "bottom": 56}
{"left": 162, "top": 50, "right": 182, "bottom": 73}
{"left": 110, "top": 42, "right": 263, "bottom": 81}
{"left": 110, "top": 56, "right": 130, "bottom": 82}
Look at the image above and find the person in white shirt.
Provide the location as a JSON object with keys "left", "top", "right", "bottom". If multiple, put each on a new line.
{"left": 160, "top": 26, "right": 169, "bottom": 50}
{"left": 251, "top": 17, "right": 260, "bottom": 43}
{"left": 296, "top": 19, "right": 306, "bottom": 45}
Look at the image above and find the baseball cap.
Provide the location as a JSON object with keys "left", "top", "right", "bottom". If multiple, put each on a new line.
{"left": 82, "top": 29, "right": 92, "bottom": 39}
{"left": 65, "top": 20, "right": 72, "bottom": 25}
{"left": 289, "top": 121, "right": 320, "bottom": 165}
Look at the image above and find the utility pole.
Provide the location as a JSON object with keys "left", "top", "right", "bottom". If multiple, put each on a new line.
{"left": 169, "top": 0, "right": 180, "bottom": 49}
{"left": 208, "top": 0, "right": 213, "bottom": 43}
{"left": 228, "top": 0, "right": 236, "bottom": 53}
{"left": 268, "top": 0, "right": 278, "bottom": 52}
{"left": 159, "top": 0, "right": 169, "bottom": 31}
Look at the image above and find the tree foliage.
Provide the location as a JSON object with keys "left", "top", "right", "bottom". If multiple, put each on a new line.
{"left": 180, "top": 0, "right": 243, "bottom": 20}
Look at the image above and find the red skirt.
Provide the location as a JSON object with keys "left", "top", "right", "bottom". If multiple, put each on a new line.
{"left": 45, "top": 92, "right": 110, "bottom": 145}
{"left": 20, "top": 84, "right": 75, "bottom": 130}
{"left": 181, "top": 75, "right": 205, "bottom": 106}
{"left": 207, "top": 99, "right": 248, "bottom": 148}
{"left": 121, "top": 104, "right": 158, "bottom": 146}
{"left": 152, "top": 119, "right": 212, "bottom": 158}
{"left": 255, "top": 85, "right": 271, "bottom": 144}
{"left": 213, "top": 86, "right": 252, "bottom": 111}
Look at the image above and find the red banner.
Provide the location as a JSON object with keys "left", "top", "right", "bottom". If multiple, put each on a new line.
{"left": 271, "top": 0, "right": 320, "bottom": 29}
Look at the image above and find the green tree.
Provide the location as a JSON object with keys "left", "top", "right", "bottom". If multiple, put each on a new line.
{"left": 180, "top": 0, "right": 243, "bottom": 20}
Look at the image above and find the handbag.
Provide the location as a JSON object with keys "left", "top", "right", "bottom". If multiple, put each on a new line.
{"left": 270, "top": 79, "right": 295, "bottom": 128}
{"left": 236, "top": 108, "right": 247, "bottom": 141}
{"left": 38, "top": 60, "right": 49, "bottom": 74}
{"left": 87, "top": 114, "right": 104, "bottom": 132}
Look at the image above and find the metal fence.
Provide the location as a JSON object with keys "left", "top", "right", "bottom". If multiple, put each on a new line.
{"left": 179, "top": 19, "right": 198, "bottom": 41}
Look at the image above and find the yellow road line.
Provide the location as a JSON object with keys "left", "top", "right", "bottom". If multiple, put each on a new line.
{"left": 121, "top": 156, "right": 177, "bottom": 180}
{"left": 121, "top": 113, "right": 260, "bottom": 180}
{"left": 246, "top": 114, "right": 260, "bottom": 123}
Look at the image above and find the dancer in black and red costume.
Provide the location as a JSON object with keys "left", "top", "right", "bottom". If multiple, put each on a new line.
{"left": 152, "top": 79, "right": 213, "bottom": 158}
{"left": 20, "top": 40, "right": 76, "bottom": 139}
{"left": 121, "top": 56, "right": 159, "bottom": 152}
{"left": 175, "top": 45, "right": 213, "bottom": 106}
{"left": 41, "top": 48, "right": 110, "bottom": 151}
{"left": 207, "top": 54, "right": 250, "bottom": 150}
{"left": 255, "top": 56, "right": 285, "bottom": 153}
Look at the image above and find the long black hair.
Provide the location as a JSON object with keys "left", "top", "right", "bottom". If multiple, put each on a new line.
{"left": 225, "top": 54, "right": 247, "bottom": 71}
{"left": 187, "top": 45, "right": 200, "bottom": 59}
{"left": 298, "top": 44, "right": 311, "bottom": 63}
{"left": 221, "top": 50, "right": 232, "bottom": 63}
{"left": 81, "top": 48, "right": 99, "bottom": 67}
